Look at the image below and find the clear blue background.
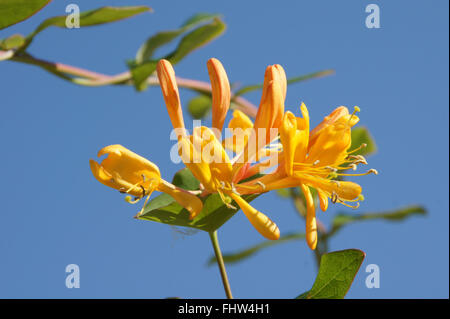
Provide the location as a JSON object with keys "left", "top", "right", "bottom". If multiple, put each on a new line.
{"left": 0, "top": 0, "right": 448, "bottom": 298}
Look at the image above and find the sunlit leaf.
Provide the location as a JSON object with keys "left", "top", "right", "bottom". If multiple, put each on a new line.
{"left": 207, "top": 232, "right": 305, "bottom": 266}
{"left": 167, "top": 18, "right": 225, "bottom": 64}
{"left": 328, "top": 205, "right": 426, "bottom": 237}
{"left": 234, "top": 69, "right": 334, "bottom": 96}
{"left": 296, "top": 249, "right": 365, "bottom": 299}
{"left": 137, "top": 168, "right": 258, "bottom": 232}
{"left": 275, "top": 188, "right": 291, "bottom": 198}
{"left": 135, "top": 13, "right": 220, "bottom": 64}
{"left": 350, "top": 126, "right": 377, "bottom": 156}
{"left": 0, "top": 34, "right": 25, "bottom": 50}
{"left": 129, "top": 17, "right": 225, "bottom": 91}
{"left": 22, "top": 6, "right": 151, "bottom": 49}
{"left": 187, "top": 94, "right": 212, "bottom": 119}
{"left": 170, "top": 167, "right": 200, "bottom": 191}
{"left": 0, "top": 0, "right": 51, "bottom": 30}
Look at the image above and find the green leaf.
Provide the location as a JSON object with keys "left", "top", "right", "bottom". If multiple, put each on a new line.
{"left": 187, "top": 95, "right": 212, "bottom": 119}
{"left": 0, "top": 34, "right": 25, "bottom": 50}
{"left": 297, "top": 249, "right": 365, "bottom": 299}
{"left": 23, "top": 6, "right": 151, "bottom": 49}
{"left": 129, "top": 17, "right": 226, "bottom": 91}
{"left": 0, "top": 0, "right": 51, "bottom": 30}
{"left": 275, "top": 188, "right": 291, "bottom": 198}
{"left": 170, "top": 167, "right": 200, "bottom": 191}
{"left": 137, "top": 168, "right": 258, "bottom": 232}
{"left": 166, "top": 18, "right": 225, "bottom": 64}
{"left": 296, "top": 291, "right": 309, "bottom": 299}
{"left": 234, "top": 69, "right": 335, "bottom": 96}
{"left": 128, "top": 60, "right": 158, "bottom": 91}
{"left": 135, "top": 13, "right": 220, "bottom": 64}
{"left": 350, "top": 126, "right": 377, "bottom": 156}
{"left": 328, "top": 205, "right": 426, "bottom": 237}
{"left": 207, "top": 232, "right": 305, "bottom": 266}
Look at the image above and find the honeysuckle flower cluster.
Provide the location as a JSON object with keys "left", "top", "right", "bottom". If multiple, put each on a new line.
{"left": 90, "top": 58, "right": 377, "bottom": 250}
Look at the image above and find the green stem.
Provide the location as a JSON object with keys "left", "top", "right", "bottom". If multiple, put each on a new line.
{"left": 209, "top": 231, "right": 233, "bottom": 299}
{"left": 6, "top": 52, "right": 258, "bottom": 117}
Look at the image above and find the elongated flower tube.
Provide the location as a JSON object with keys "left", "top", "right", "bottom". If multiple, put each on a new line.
{"left": 279, "top": 103, "right": 309, "bottom": 176}
{"left": 90, "top": 145, "right": 203, "bottom": 219}
{"left": 207, "top": 58, "right": 231, "bottom": 134}
{"left": 232, "top": 64, "right": 286, "bottom": 177}
{"left": 230, "top": 193, "right": 280, "bottom": 240}
{"left": 176, "top": 125, "right": 280, "bottom": 240}
{"left": 253, "top": 64, "right": 286, "bottom": 134}
{"left": 156, "top": 59, "right": 186, "bottom": 139}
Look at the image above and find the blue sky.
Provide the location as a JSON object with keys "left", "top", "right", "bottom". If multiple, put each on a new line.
{"left": 0, "top": 0, "right": 448, "bottom": 298}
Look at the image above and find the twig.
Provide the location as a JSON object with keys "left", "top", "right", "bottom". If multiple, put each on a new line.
{"left": 5, "top": 51, "right": 258, "bottom": 117}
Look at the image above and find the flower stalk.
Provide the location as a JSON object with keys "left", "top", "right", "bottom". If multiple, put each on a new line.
{"left": 209, "top": 231, "right": 233, "bottom": 299}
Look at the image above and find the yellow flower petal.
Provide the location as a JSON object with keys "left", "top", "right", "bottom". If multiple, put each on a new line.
{"left": 300, "top": 184, "right": 317, "bottom": 250}
{"left": 178, "top": 136, "right": 213, "bottom": 190}
{"left": 223, "top": 110, "right": 254, "bottom": 153}
{"left": 317, "top": 189, "right": 329, "bottom": 212}
{"left": 90, "top": 145, "right": 161, "bottom": 197}
{"left": 228, "top": 110, "right": 253, "bottom": 131}
{"left": 309, "top": 106, "right": 349, "bottom": 143}
{"left": 293, "top": 103, "right": 310, "bottom": 162}
{"left": 192, "top": 126, "right": 233, "bottom": 183}
{"left": 306, "top": 122, "right": 352, "bottom": 167}
{"left": 279, "top": 111, "right": 297, "bottom": 176}
{"left": 157, "top": 180, "right": 203, "bottom": 220}
{"left": 230, "top": 193, "right": 280, "bottom": 240}
{"left": 298, "top": 174, "right": 362, "bottom": 201}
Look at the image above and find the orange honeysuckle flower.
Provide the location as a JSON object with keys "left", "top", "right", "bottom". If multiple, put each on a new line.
{"left": 89, "top": 144, "right": 203, "bottom": 219}
{"left": 157, "top": 59, "right": 281, "bottom": 240}
{"left": 237, "top": 104, "right": 377, "bottom": 249}
{"left": 90, "top": 58, "right": 376, "bottom": 249}
{"left": 232, "top": 64, "right": 286, "bottom": 175}
{"left": 178, "top": 126, "right": 280, "bottom": 240}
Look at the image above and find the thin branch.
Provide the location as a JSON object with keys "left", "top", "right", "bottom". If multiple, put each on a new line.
{"left": 5, "top": 51, "right": 258, "bottom": 117}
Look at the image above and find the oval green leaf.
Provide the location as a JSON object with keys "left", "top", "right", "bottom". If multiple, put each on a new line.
{"left": 350, "top": 126, "right": 377, "bottom": 156}
{"left": 0, "top": 0, "right": 51, "bottom": 30}
{"left": 297, "top": 249, "right": 365, "bottom": 299}
{"left": 130, "top": 17, "right": 225, "bottom": 91}
{"left": 22, "top": 6, "right": 151, "bottom": 50}
{"left": 187, "top": 95, "right": 212, "bottom": 119}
